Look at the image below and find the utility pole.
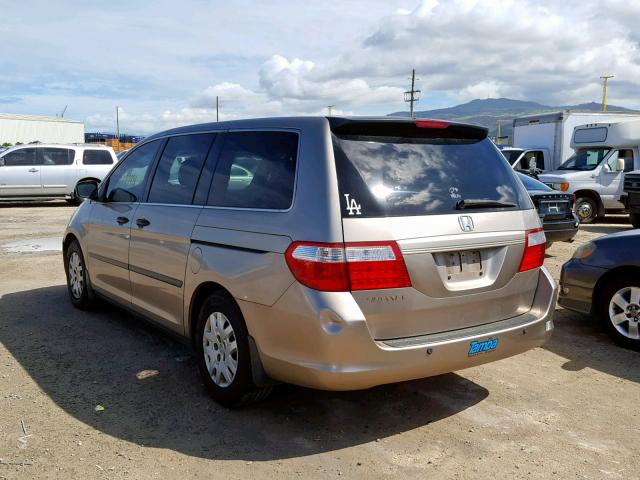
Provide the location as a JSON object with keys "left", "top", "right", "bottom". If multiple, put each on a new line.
{"left": 60, "top": 105, "right": 68, "bottom": 118}
{"left": 216, "top": 96, "right": 219, "bottom": 122}
{"left": 327, "top": 105, "right": 334, "bottom": 116}
{"left": 404, "top": 69, "right": 421, "bottom": 118}
{"left": 115, "top": 106, "right": 120, "bottom": 140}
{"left": 600, "top": 75, "right": 614, "bottom": 112}
{"left": 496, "top": 120, "right": 502, "bottom": 145}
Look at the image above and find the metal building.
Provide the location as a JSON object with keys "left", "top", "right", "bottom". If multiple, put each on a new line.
{"left": 0, "top": 113, "right": 85, "bottom": 144}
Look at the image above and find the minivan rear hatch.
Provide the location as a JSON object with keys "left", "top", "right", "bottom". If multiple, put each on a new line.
{"left": 330, "top": 118, "right": 539, "bottom": 340}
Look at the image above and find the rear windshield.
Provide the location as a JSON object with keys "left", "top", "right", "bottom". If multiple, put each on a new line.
{"left": 333, "top": 134, "right": 530, "bottom": 218}
{"left": 501, "top": 149, "right": 523, "bottom": 165}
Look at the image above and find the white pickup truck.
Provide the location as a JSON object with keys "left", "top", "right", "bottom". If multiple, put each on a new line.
{"left": 538, "top": 121, "right": 640, "bottom": 223}
{"left": 0, "top": 143, "right": 118, "bottom": 202}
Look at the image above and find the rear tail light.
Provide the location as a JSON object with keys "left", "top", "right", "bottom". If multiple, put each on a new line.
{"left": 518, "top": 228, "right": 546, "bottom": 272}
{"left": 285, "top": 241, "right": 411, "bottom": 292}
{"left": 415, "top": 120, "right": 449, "bottom": 129}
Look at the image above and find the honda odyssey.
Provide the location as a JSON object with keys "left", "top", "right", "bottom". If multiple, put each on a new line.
{"left": 63, "top": 117, "right": 557, "bottom": 406}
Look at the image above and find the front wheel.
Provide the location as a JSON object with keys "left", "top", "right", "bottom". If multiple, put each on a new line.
{"left": 195, "top": 292, "right": 272, "bottom": 407}
{"left": 575, "top": 196, "right": 598, "bottom": 223}
{"left": 598, "top": 276, "right": 640, "bottom": 350}
{"left": 64, "top": 240, "right": 95, "bottom": 310}
{"left": 630, "top": 212, "right": 640, "bottom": 229}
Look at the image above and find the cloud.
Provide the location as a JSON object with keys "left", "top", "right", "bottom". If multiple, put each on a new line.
{"left": 4, "top": 0, "right": 640, "bottom": 134}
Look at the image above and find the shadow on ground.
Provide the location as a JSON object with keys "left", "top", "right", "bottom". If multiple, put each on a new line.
{"left": 544, "top": 307, "right": 639, "bottom": 383}
{"left": 0, "top": 200, "right": 70, "bottom": 208}
{"left": 0, "top": 285, "right": 488, "bottom": 461}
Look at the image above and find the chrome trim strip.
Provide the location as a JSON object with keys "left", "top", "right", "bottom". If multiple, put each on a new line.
{"left": 129, "top": 264, "right": 183, "bottom": 288}
{"left": 191, "top": 239, "right": 268, "bottom": 254}
{"left": 402, "top": 239, "right": 523, "bottom": 255}
{"left": 89, "top": 253, "right": 183, "bottom": 287}
{"left": 89, "top": 253, "right": 128, "bottom": 270}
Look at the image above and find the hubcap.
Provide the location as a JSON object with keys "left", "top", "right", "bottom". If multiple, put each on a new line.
{"left": 576, "top": 202, "right": 593, "bottom": 221}
{"left": 609, "top": 286, "right": 640, "bottom": 340}
{"left": 68, "top": 252, "right": 84, "bottom": 299}
{"left": 202, "top": 312, "right": 238, "bottom": 388}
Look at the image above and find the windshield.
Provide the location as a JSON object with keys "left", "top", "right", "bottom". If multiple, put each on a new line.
{"left": 558, "top": 148, "right": 610, "bottom": 171}
{"left": 501, "top": 149, "right": 523, "bottom": 165}
{"left": 333, "top": 135, "right": 530, "bottom": 217}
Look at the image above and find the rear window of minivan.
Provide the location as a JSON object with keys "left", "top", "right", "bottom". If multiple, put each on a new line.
{"left": 333, "top": 133, "right": 530, "bottom": 218}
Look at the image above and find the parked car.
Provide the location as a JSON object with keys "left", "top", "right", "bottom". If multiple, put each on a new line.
{"left": 559, "top": 229, "right": 640, "bottom": 350}
{"left": 0, "top": 143, "right": 118, "bottom": 203}
{"left": 516, "top": 172, "right": 579, "bottom": 246}
{"left": 63, "top": 117, "right": 557, "bottom": 406}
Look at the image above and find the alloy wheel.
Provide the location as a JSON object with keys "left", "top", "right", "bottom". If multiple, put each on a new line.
{"left": 608, "top": 286, "right": 640, "bottom": 340}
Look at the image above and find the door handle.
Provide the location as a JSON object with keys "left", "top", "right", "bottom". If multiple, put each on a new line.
{"left": 136, "top": 218, "right": 150, "bottom": 228}
{"left": 116, "top": 216, "right": 129, "bottom": 225}
{"left": 28, "top": 168, "right": 39, "bottom": 173}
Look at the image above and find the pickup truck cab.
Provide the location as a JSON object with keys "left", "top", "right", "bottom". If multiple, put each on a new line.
{"left": 538, "top": 121, "right": 640, "bottom": 223}
{"left": 0, "top": 143, "right": 118, "bottom": 202}
{"left": 500, "top": 146, "right": 551, "bottom": 173}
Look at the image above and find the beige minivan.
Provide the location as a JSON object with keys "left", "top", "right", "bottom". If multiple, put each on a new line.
{"left": 64, "top": 117, "right": 557, "bottom": 406}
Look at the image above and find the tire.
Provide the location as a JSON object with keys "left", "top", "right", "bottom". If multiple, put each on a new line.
{"left": 575, "top": 196, "right": 598, "bottom": 223}
{"left": 195, "top": 292, "right": 272, "bottom": 407}
{"left": 597, "top": 275, "right": 640, "bottom": 351}
{"left": 64, "top": 240, "right": 95, "bottom": 310}
{"left": 65, "top": 198, "right": 80, "bottom": 206}
{"left": 630, "top": 212, "right": 640, "bottom": 229}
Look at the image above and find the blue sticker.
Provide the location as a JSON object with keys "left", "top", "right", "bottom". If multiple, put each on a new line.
{"left": 468, "top": 337, "right": 499, "bottom": 356}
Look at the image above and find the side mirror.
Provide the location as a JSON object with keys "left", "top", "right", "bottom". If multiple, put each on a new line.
{"left": 616, "top": 158, "right": 625, "bottom": 172}
{"left": 75, "top": 179, "right": 99, "bottom": 200}
{"left": 528, "top": 158, "right": 537, "bottom": 172}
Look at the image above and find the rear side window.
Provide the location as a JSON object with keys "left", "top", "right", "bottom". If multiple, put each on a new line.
{"left": 2, "top": 148, "right": 37, "bottom": 166}
{"left": 148, "top": 133, "right": 215, "bottom": 205}
{"left": 333, "top": 135, "right": 529, "bottom": 217}
{"left": 83, "top": 149, "right": 113, "bottom": 165}
{"left": 40, "top": 147, "right": 75, "bottom": 165}
{"left": 208, "top": 131, "right": 298, "bottom": 210}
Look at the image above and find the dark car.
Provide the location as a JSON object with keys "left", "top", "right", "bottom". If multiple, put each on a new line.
{"left": 517, "top": 172, "right": 579, "bottom": 245}
{"left": 559, "top": 229, "right": 640, "bottom": 350}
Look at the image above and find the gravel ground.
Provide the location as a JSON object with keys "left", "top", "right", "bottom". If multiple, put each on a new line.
{"left": 0, "top": 202, "right": 638, "bottom": 480}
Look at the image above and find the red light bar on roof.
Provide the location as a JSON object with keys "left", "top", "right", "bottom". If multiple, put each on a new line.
{"left": 415, "top": 120, "right": 449, "bottom": 129}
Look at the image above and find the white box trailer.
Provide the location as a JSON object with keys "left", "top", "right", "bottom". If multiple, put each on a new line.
{"left": 0, "top": 113, "right": 85, "bottom": 145}
{"left": 512, "top": 111, "right": 640, "bottom": 171}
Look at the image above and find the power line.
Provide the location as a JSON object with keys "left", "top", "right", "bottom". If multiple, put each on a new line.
{"left": 404, "top": 69, "right": 421, "bottom": 118}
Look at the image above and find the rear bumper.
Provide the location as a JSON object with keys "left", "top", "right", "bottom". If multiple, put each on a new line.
{"left": 242, "top": 267, "right": 558, "bottom": 391}
{"left": 542, "top": 216, "right": 579, "bottom": 243}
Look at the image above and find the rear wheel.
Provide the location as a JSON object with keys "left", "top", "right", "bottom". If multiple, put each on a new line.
{"left": 575, "top": 196, "right": 598, "bottom": 223}
{"left": 64, "top": 240, "right": 95, "bottom": 310}
{"left": 195, "top": 292, "right": 272, "bottom": 407}
{"left": 630, "top": 212, "right": 640, "bottom": 228}
{"left": 598, "top": 275, "right": 640, "bottom": 350}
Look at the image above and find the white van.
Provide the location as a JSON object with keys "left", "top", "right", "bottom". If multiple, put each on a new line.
{"left": 0, "top": 144, "right": 118, "bottom": 202}
{"left": 538, "top": 120, "right": 640, "bottom": 223}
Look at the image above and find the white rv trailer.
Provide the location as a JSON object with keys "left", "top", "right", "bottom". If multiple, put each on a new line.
{"left": 538, "top": 120, "right": 640, "bottom": 223}
{"left": 512, "top": 111, "right": 640, "bottom": 171}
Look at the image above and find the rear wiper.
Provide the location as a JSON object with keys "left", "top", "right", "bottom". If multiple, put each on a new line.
{"left": 456, "top": 199, "right": 517, "bottom": 209}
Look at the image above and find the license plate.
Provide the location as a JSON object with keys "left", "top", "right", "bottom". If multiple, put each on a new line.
{"left": 444, "top": 250, "right": 482, "bottom": 275}
{"left": 540, "top": 200, "right": 568, "bottom": 215}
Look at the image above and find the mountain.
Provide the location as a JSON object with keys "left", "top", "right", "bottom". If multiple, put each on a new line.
{"left": 388, "top": 98, "right": 638, "bottom": 140}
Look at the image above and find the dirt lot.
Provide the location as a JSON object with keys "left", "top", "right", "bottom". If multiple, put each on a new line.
{"left": 0, "top": 202, "right": 638, "bottom": 480}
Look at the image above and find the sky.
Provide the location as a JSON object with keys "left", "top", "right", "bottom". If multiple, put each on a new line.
{"left": 1, "top": 0, "right": 639, "bottom": 134}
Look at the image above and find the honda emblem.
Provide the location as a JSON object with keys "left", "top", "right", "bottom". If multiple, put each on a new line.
{"left": 458, "top": 215, "right": 474, "bottom": 232}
